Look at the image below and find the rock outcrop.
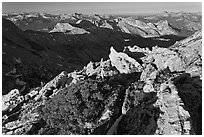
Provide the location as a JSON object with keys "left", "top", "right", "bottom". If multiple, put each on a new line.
{"left": 154, "top": 81, "right": 193, "bottom": 135}
{"left": 35, "top": 71, "right": 70, "bottom": 99}
{"left": 141, "top": 30, "right": 202, "bottom": 76}
{"left": 2, "top": 89, "right": 24, "bottom": 112}
{"left": 142, "top": 46, "right": 186, "bottom": 72}
{"left": 124, "top": 45, "right": 151, "bottom": 55}
{"left": 117, "top": 70, "right": 201, "bottom": 135}
{"left": 109, "top": 47, "right": 143, "bottom": 74}
{"left": 2, "top": 31, "right": 202, "bottom": 135}
{"left": 49, "top": 23, "right": 90, "bottom": 34}
{"left": 83, "top": 59, "right": 118, "bottom": 78}
{"left": 170, "top": 30, "right": 202, "bottom": 77}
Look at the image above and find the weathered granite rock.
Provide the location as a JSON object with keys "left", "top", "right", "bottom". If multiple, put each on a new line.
{"left": 142, "top": 46, "right": 186, "bottom": 72}
{"left": 36, "top": 71, "right": 69, "bottom": 99}
{"left": 3, "top": 112, "right": 43, "bottom": 135}
{"left": 154, "top": 81, "right": 193, "bottom": 135}
{"left": 143, "top": 80, "right": 155, "bottom": 93}
{"left": 141, "top": 30, "right": 202, "bottom": 76}
{"left": 43, "top": 71, "right": 68, "bottom": 89}
{"left": 99, "top": 109, "right": 113, "bottom": 122}
{"left": 85, "top": 61, "right": 96, "bottom": 76}
{"left": 170, "top": 30, "right": 202, "bottom": 78}
{"left": 69, "top": 70, "right": 85, "bottom": 84}
{"left": 2, "top": 89, "right": 24, "bottom": 112}
{"left": 109, "top": 47, "right": 143, "bottom": 74}
{"left": 124, "top": 45, "right": 151, "bottom": 55}
{"left": 118, "top": 73, "right": 201, "bottom": 135}
{"left": 25, "top": 87, "right": 40, "bottom": 99}
{"left": 2, "top": 95, "right": 45, "bottom": 135}
{"left": 140, "top": 64, "right": 158, "bottom": 81}
{"left": 84, "top": 59, "right": 118, "bottom": 78}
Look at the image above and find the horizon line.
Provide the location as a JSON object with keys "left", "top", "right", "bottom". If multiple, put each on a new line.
{"left": 2, "top": 10, "right": 202, "bottom": 16}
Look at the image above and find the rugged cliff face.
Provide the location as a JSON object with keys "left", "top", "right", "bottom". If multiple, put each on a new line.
{"left": 2, "top": 31, "right": 202, "bottom": 135}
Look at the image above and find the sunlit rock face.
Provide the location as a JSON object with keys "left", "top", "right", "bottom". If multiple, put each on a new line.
{"left": 141, "top": 30, "right": 202, "bottom": 77}
{"left": 116, "top": 18, "right": 178, "bottom": 37}
{"left": 3, "top": 11, "right": 201, "bottom": 37}
{"left": 109, "top": 47, "right": 143, "bottom": 74}
{"left": 2, "top": 89, "right": 24, "bottom": 112}
{"left": 49, "top": 23, "right": 90, "bottom": 34}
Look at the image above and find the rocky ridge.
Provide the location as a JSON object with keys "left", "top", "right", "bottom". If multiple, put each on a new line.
{"left": 3, "top": 11, "right": 201, "bottom": 37}
{"left": 2, "top": 31, "right": 202, "bottom": 135}
{"left": 49, "top": 23, "right": 90, "bottom": 34}
{"left": 117, "top": 18, "right": 178, "bottom": 37}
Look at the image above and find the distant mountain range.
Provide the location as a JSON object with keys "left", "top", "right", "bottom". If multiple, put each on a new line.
{"left": 3, "top": 11, "right": 201, "bottom": 37}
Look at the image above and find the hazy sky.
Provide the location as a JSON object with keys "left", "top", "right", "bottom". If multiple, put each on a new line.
{"left": 2, "top": 2, "right": 202, "bottom": 15}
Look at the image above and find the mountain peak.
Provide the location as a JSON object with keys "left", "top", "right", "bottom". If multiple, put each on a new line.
{"left": 49, "top": 22, "right": 90, "bottom": 34}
